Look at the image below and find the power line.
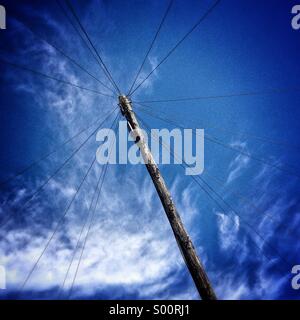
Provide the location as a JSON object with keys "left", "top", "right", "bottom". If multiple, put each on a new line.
{"left": 64, "top": 0, "right": 121, "bottom": 95}
{"left": 139, "top": 117, "right": 290, "bottom": 267}
{"left": 205, "top": 134, "right": 300, "bottom": 178}
{"left": 19, "top": 153, "right": 98, "bottom": 292}
{"left": 0, "top": 58, "right": 114, "bottom": 98}
{"left": 17, "top": 19, "right": 115, "bottom": 94}
{"left": 133, "top": 86, "right": 300, "bottom": 103}
{"left": 67, "top": 116, "right": 119, "bottom": 299}
{"left": 135, "top": 102, "right": 300, "bottom": 152}
{"left": 127, "top": 0, "right": 173, "bottom": 95}
{"left": 129, "top": 0, "right": 221, "bottom": 96}
{"left": 137, "top": 106, "right": 300, "bottom": 237}
{"left": 193, "top": 173, "right": 289, "bottom": 266}
{"left": 125, "top": 109, "right": 269, "bottom": 226}
{"left": 0, "top": 108, "right": 118, "bottom": 229}
{"left": 194, "top": 173, "right": 290, "bottom": 266}
{"left": 203, "top": 170, "right": 297, "bottom": 238}
{"left": 55, "top": 0, "right": 117, "bottom": 95}
{"left": 0, "top": 110, "right": 114, "bottom": 188}
{"left": 135, "top": 106, "right": 300, "bottom": 179}
{"left": 57, "top": 114, "right": 119, "bottom": 298}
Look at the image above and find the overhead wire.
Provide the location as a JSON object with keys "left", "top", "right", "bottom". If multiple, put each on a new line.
{"left": 129, "top": 0, "right": 221, "bottom": 96}
{"left": 138, "top": 116, "right": 290, "bottom": 267}
{"left": 135, "top": 106, "right": 300, "bottom": 179}
{"left": 67, "top": 114, "right": 120, "bottom": 299}
{"left": 17, "top": 19, "right": 115, "bottom": 94}
{"left": 0, "top": 110, "right": 115, "bottom": 188}
{"left": 0, "top": 107, "right": 118, "bottom": 229}
{"left": 57, "top": 113, "right": 120, "bottom": 298}
{"left": 0, "top": 58, "right": 114, "bottom": 98}
{"left": 135, "top": 102, "right": 300, "bottom": 152}
{"left": 127, "top": 0, "right": 173, "bottom": 95}
{"left": 134, "top": 86, "right": 300, "bottom": 103}
{"left": 56, "top": 0, "right": 117, "bottom": 95}
{"left": 64, "top": 0, "right": 121, "bottom": 95}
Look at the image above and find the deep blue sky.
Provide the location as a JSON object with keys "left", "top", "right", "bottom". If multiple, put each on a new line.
{"left": 0, "top": 0, "right": 299, "bottom": 300}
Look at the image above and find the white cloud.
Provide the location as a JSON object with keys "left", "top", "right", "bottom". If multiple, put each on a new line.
{"left": 0, "top": 165, "right": 201, "bottom": 299}
{"left": 216, "top": 211, "right": 240, "bottom": 251}
{"left": 226, "top": 141, "right": 250, "bottom": 184}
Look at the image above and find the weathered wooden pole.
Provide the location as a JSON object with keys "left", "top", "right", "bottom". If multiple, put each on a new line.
{"left": 118, "top": 95, "right": 217, "bottom": 300}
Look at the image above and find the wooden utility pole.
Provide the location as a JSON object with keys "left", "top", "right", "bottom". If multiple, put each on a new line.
{"left": 118, "top": 95, "right": 217, "bottom": 300}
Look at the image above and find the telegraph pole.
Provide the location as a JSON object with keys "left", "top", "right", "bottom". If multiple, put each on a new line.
{"left": 118, "top": 95, "right": 217, "bottom": 300}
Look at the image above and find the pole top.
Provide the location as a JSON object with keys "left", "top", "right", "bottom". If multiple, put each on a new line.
{"left": 118, "top": 95, "right": 132, "bottom": 115}
{"left": 118, "top": 95, "right": 130, "bottom": 105}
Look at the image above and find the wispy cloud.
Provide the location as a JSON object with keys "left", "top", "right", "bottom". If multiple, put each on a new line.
{"left": 0, "top": 166, "right": 201, "bottom": 299}
{"left": 216, "top": 211, "right": 240, "bottom": 251}
{"left": 226, "top": 141, "right": 250, "bottom": 184}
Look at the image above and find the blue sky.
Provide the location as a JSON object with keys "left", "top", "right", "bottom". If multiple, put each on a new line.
{"left": 0, "top": 0, "right": 299, "bottom": 299}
